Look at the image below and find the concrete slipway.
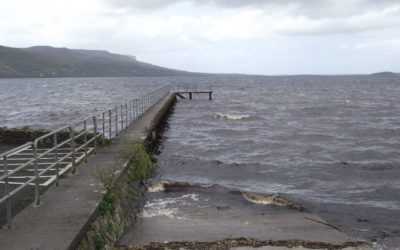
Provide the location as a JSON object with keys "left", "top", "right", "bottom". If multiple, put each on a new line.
{"left": 117, "top": 181, "right": 371, "bottom": 250}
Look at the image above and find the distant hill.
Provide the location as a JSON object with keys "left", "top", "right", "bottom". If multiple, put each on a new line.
{"left": 369, "top": 71, "right": 399, "bottom": 77}
{"left": 0, "top": 45, "right": 198, "bottom": 77}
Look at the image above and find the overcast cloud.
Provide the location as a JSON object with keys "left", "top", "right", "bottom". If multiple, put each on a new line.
{"left": 1, "top": 0, "right": 399, "bottom": 74}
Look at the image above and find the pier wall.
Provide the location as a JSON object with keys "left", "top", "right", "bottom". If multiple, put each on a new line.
{"left": 76, "top": 93, "right": 177, "bottom": 250}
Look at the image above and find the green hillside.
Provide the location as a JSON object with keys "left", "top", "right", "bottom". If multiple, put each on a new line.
{"left": 0, "top": 45, "right": 195, "bottom": 77}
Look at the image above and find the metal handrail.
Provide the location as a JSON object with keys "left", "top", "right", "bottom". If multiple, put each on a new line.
{"left": 0, "top": 83, "right": 172, "bottom": 228}
{"left": 0, "top": 142, "right": 33, "bottom": 158}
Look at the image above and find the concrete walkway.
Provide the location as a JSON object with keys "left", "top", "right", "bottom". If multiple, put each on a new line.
{"left": 0, "top": 93, "right": 176, "bottom": 250}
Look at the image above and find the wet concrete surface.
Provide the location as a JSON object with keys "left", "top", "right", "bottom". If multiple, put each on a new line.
{"left": 119, "top": 182, "right": 370, "bottom": 249}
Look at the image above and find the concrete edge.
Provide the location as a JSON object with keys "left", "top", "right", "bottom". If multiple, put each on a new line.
{"left": 146, "top": 92, "right": 177, "bottom": 139}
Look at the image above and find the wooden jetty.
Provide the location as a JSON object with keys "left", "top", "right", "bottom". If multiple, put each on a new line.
{"left": 176, "top": 83, "right": 213, "bottom": 100}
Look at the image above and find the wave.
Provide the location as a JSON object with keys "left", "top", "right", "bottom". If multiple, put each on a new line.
{"left": 242, "top": 192, "right": 305, "bottom": 210}
{"left": 147, "top": 179, "right": 304, "bottom": 210}
{"left": 148, "top": 179, "right": 214, "bottom": 193}
{"left": 214, "top": 113, "right": 251, "bottom": 120}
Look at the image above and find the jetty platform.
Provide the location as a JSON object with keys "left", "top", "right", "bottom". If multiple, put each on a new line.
{"left": 176, "top": 83, "right": 213, "bottom": 100}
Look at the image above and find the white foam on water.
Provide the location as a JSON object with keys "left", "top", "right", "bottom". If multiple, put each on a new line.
{"left": 141, "top": 207, "right": 177, "bottom": 218}
{"left": 148, "top": 180, "right": 170, "bottom": 193}
{"left": 140, "top": 194, "right": 200, "bottom": 218}
{"left": 148, "top": 182, "right": 165, "bottom": 193}
{"left": 215, "top": 113, "right": 251, "bottom": 120}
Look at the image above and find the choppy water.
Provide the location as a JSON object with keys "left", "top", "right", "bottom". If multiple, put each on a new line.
{"left": 0, "top": 77, "right": 175, "bottom": 129}
{"left": 155, "top": 75, "right": 400, "bottom": 249}
{"left": 1, "top": 75, "right": 400, "bottom": 248}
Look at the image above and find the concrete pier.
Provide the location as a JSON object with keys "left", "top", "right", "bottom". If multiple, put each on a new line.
{"left": 0, "top": 93, "right": 177, "bottom": 250}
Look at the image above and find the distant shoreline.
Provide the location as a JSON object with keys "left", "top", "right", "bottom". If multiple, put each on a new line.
{"left": 1, "top": 45, "right": 399, "bottom": 78}
{"left": 0, "top": 72, "right": 399, "bottom": 79}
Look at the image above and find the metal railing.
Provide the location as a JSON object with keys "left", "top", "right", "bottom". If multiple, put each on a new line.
{"left": 0, "top": 84, "right": 171, "bottom": 228}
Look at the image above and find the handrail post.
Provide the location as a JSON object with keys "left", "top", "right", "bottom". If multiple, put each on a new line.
{"left": 135, "top": 98, "right": 138, "bottom": 118}
{"left": 83, "top": 120, "right": 88, "bottom": 162}
{"left": 115, "top": 107, "right": 118, "bottom": 136}
{"left": 33, "top": 143, "right": 40, "bottom": 205}
{"left": 133, "top": 100, "right": 136, "bottom": 120}
{"left": 54, "top": 133, "right": 59, "bottom": 187}
{"left": 93, "top": 116, "right": 97, "bottom": 154}
{"left": 108, "top": 109, "right": 112, "bottom": 140}
{"left": 125, "top": 103, "right": 128, "bottom": 127}
{"left": 4, "top": 155, "right": 12, "bottom": 229}
{"left": 141, "top": 96, "right": 143, "bottom": 114}
{"left": 120, "top": 104, "right": 124, "bottom": 130}
{"left": 138, "top": 97, "right": 141, "bottom": 115}
{"left": 137, "top": 98, "right": 140, "bottom": 119}
{"left": 102, "top": 113, "right": 105, "bottom": 139}
{"left": 69, "top": 127, "right": 76, "bottom": 174}
{"left": 129, "top": 100, "right": 132, "bottom": 124}
{"left": 141, "top": 96, "right": 144, "bottom": 114}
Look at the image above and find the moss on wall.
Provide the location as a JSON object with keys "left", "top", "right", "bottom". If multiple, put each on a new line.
{"left": 77, "top": 140, "right": 155, "bottom": 250}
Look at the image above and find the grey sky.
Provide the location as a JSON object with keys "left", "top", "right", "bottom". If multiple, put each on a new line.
{"left": 1, "top": 0, "right": 399, "bottom": 74}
